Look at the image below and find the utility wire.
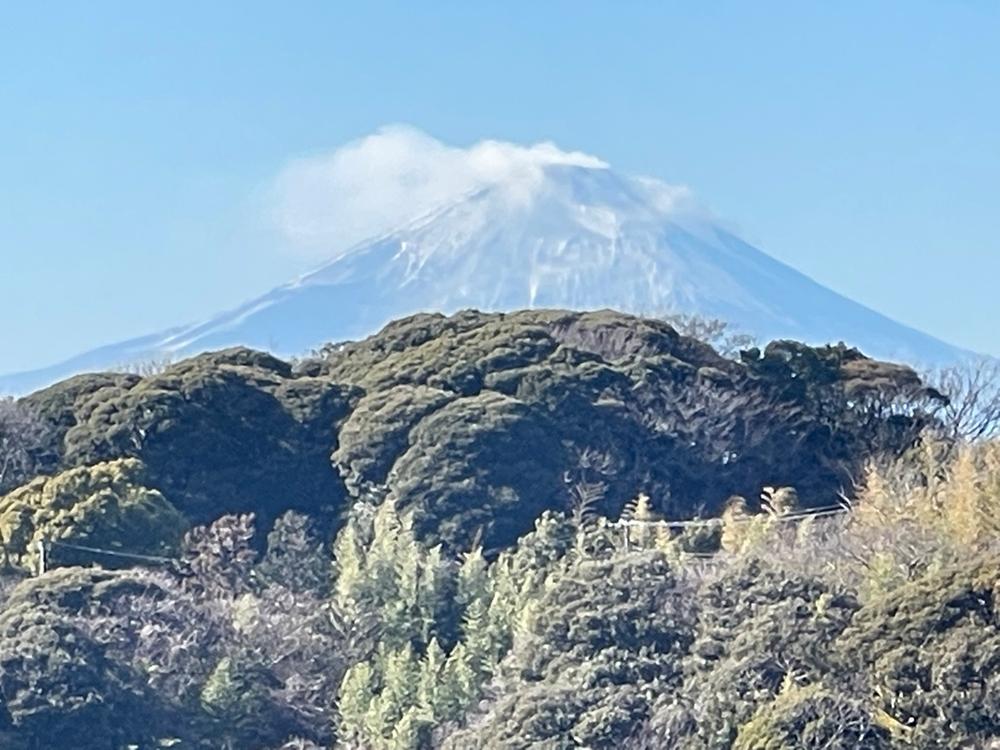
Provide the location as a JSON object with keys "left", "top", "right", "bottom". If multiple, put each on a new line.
{"left": 39, "top": 504, "right": 852, "bottom": 572}
{"left": 615, "top": 504, "right": 851, "bottom": 530}
{"left": 47, "top": 540, "right": 180, "bottom": 565}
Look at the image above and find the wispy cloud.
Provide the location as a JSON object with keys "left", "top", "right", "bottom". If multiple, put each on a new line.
{"left": 268, "top": 125, "right": 609, "bottom": 259}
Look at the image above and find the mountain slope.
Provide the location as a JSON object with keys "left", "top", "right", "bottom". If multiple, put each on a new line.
{"left": 1, "top": 163, "right": 970, "bottom": 394}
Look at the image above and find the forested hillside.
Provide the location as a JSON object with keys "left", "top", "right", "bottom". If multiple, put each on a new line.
{"left": 1, "top": 309, "right": 997, "bottom": 748}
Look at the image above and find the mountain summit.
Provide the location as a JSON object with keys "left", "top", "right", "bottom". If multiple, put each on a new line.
{"left": 1, "top": 161, "right": 969, "bottom": 394}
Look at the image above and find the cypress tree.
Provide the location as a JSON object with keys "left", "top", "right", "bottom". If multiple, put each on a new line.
{"left": 440, "top": 643, "right": 478, "bottom": 721}
{"left": 461, "top": 595, "right": 493, "bottom": 677}
{"left": 417, "top": 543, "right": 453, "bottom": 647}
{"left": 417, "top": 637, "right": 448, "bottom": 720}
{"left": 337, "top": 662, "right": 376, "bottom": 746}
{"left": 389, "top": 706, "right": 433, "bottom": 750}
{"left": 332, "top": 517, "right": 368, "bottom": 617}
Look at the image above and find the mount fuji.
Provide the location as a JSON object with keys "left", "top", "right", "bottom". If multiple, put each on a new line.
{"left": 1, "top": 160, "right": 972, "bottom": 394}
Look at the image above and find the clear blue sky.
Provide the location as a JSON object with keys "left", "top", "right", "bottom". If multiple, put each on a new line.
{"left": 2, "top": 1, "right": 998, "bottom": 372}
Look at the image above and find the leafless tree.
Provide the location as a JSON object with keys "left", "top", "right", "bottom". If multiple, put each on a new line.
{"left": 228, "top": 583, "right": 345, "bottom": 739}
{"left": 74, "top": 568, "right": 229, "bottom": 705}
{"left": 656, "top": 312, "right": 758, "bottom": 359}
{"left": 925, "top": 358, "right": 1000, "bottom": 443}
{"left": 73, "top": 564, "right": 343, "bottom": 747}
{"left": 181, "top": 514, "right": 259, "bottom": 598}
{"left": 564, "top": 446, "right": 615, "bottom": 527}
{"left": 114, "top": 355, "right": 175, "bottom": 377}
{"left": 0, "top": 397, "right": 48, "bottom": 494}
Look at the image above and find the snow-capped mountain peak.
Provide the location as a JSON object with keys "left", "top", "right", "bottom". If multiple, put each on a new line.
{"left": 0, "top": 160, "right": 973, "bottom": 394}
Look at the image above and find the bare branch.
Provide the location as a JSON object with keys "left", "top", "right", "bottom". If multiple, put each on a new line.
{"left": 653, "top": 312, "right": 758, "bottom": 359}
{"left": 924, "top": 359, "right": 1000, "bottom": 443}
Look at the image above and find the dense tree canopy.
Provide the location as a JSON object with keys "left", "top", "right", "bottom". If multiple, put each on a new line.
{"left": 0, "top": 458, "right": 186, "bottom": 570}
{"left": 0, "top": 309, "right": 987, "bottom": 749}
{"left": 11, "top": 310, "right": 938, "bottom": 554}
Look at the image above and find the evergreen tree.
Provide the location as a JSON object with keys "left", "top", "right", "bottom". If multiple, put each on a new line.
{"left": 456, "top": 545, "right": 490, "bottom": 611}
{"left": 380, "top": 644, "right": 420, "bottom": 727}
{"left": 389, "top": 706, "right": 433, "bottom": 750}
{"left": 461, "top": 594, "right": 493, "bottom": 677}
{"left": 337, "top": 662, "right": 376, "bottom": 747}
{"left": 332, "top": 514, "right": 368, "bottom": 616}
{"left": 440, "top": 643, "right": 478, "bottom": 721}
{"left": 334, "top": 501, "right": 456, "bottom": 653}
{"left": 484, "top": 555, "right": 518, "bottom": 653}
{"left": 416, "top": 637, "right": 448, "bottom": 720}
{"left": 416, "top": 544, "right": 453, "bottom": 647}
{"left": 200, "top": 654, "right": 278, "bottom": 749}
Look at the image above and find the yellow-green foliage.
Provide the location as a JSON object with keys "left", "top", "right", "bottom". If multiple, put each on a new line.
{"left": 719, "top": 496, "right": 750, "bottom": 553}
{"left": 333, "top": 505, "right": 586, "bottom": 750}
{"left": 0, "top": 458, "right": 186, "bottom": 570}
{"left": 848, "top": 440, "right": 1000, "bottom": 597}
{"left": 855, "top": 440, "right": 1000, "bottom": 548}
{"left": 733, "top": 682, "right": 887, "bottom": 750}
{"left": 719, "top": 498, "right": 779, "bottom": 558}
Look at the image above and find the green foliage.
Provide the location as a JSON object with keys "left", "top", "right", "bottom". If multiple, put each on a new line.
{"left": 0, "top": 397, "right": 49, "bottom": 495}
{"left": 838, "top": 556, "right": 1000, "bottom": 747}
{"left": 330, "top": 504, "right": 620, "bottom": 749}
{"left": 673, "top": 560, "right": 860, "bottom": 749}
{"left": 733, "top": 682, "right": 889, "bottom": 750}
{"left": 333, "top": 384, "right": 456, "bottom": 496}
{"left": 337, "top": 661, "right": 377, "bottom": 745}
{"left": 446, "top": 551, "right": 698, "bottom": 749}
{"left": 3, "top": 449, "right": 1000, "bottom": 749}
{"left": 0, "top": 458, "right": 186, "bottom": 570}
{"left": 24, "top": 348, "right": 357, "bottom": 531}
{"left": 20, "top": 310, "right": 934, "bottom": 557}
{"left": 200, "top": 654, "right": 275, "bottom": 745}
{"left": 0, "top": 515, "right": 343, "bottom": 749}
{"left": 333, "top": 500, "right": 455, "bottom": 652}
{"left": 0, "top": 310, "right": 981, "bottom": 750}
{"left": 0, "top": 568, "right": 189, "bottom": 749}
{"left": 333, "top": 502, "right": 510, "bottom": 749}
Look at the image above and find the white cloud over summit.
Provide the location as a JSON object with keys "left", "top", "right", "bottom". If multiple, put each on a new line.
{"left": 269, "top": 125, "right": 609, "bottom": 259}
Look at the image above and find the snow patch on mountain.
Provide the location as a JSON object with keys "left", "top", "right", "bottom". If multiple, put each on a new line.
{"left": 1, "top": 154, "right": 975, "bottom": 395}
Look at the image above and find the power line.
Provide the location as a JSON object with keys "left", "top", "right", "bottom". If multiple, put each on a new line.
{"left": 47, "top": 540, "right": 180, "bottom": 565}
{"left": 614, "top": 504, "right": 850, "bottom": 530}
{"left": 37, "top": 503, "right": 852, "bottom": 574}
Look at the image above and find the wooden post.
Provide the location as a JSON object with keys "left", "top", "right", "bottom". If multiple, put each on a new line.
{"left": 35, "top": 539, "right": 47, "bottom": 576}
